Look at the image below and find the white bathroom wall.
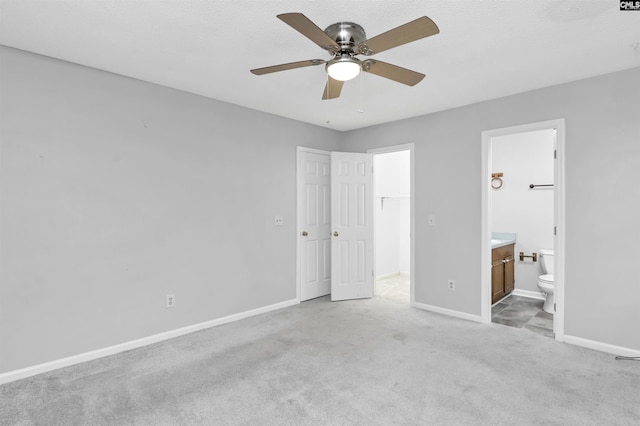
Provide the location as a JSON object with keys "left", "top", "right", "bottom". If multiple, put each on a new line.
{"left": 491, "top": 129, "right": 555, "bottom": 293}
{"left": 374, "top": 151, "right": 410, "bottom": 277}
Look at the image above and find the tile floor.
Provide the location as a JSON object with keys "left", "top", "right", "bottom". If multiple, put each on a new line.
{"left": 492, "top": 294, "right": 554, "bottom": 338}
{"left": 374, "top": 278, "right": 554, "bottom": 338}
{"left": 375, "top": 273, "right": 410, "bottom": 304}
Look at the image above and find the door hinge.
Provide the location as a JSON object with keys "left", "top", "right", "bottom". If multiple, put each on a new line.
{"left": 554, "top": 149, "right": 557, "bottom": 159}
{"left": 554, "top": 303, "right": 557, "bottom": 312}
{"left": 554, "top": 226, "right": 557, "bottom": 236}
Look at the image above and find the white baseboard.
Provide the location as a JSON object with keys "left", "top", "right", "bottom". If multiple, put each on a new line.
{"left": 376, "top": 271, "right": 410, "bottom": 280}
{"left": 511, "top": 289, "right": 545, "bottom": 300}
{"left": 412, "top": 301, "right": 482, "bottom": 323}
{"left": 564, "top": 335, "right": 640, "bottom": 358}
{"left": 0, "top": 298, "right": 299, "bottom": 385}
{"left": 376, "top": 272, "right": 400, "bottom": 280}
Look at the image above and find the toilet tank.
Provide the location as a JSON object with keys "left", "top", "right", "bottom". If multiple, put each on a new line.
{"left": 540, "top": 249, "right": 554, "bottom": 275}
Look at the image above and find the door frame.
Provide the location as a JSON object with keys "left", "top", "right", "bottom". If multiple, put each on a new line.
{"left": 480, "top": 119, "right": 565, "bottom": 341}
{"left": 296, "top": 146, "right": 331, "bottom": 302}
{"left": 367, "top": 143, "right": 415, "bottom": 306}
{"left": 297, "top": 144, "right": 415, "bottom": 304}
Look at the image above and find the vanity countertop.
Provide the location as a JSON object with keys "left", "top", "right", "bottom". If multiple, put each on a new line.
{"left": 491, "top": 232, "right": 516, "bottom": 249}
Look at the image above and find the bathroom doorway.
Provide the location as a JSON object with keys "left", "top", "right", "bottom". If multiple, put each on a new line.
{"left": 489, "top": 129, "right": 555, "bottom": 337}
{"left": 481, "top": 120, "right": 565, "bottom": 341}
{"left": 369, "top": 144, "right": 414, "bottom": 305}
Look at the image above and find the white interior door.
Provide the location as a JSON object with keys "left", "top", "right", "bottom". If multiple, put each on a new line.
{"left": 298, "top": 150, "right": 331, "bottom": 301}
{"left": 330, "top": 152, "right": 374, "bottom": 301}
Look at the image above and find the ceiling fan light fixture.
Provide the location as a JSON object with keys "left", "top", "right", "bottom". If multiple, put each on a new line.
{"left": 252, "top": 13, "right": 440, "bottom": 99}
{"left": 326, "top": 55, "right": 361, "bottom": 81}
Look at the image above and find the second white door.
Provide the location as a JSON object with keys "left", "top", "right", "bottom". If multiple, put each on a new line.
{"left": 330, "top": 152, "right": 374, "bottom": 301}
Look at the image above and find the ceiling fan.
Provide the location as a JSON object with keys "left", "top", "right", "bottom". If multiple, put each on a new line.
{"left": 250, "top": 13, "right": 440, "bottom": 100}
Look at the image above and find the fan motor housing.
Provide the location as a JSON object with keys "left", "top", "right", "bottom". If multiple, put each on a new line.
{"left": 324, "top": 22, "right": 366, "bottom": 51}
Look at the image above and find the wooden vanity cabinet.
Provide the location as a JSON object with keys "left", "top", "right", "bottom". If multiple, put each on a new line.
{"left": 491, "top": 243, "right": 515, "bottom": 304}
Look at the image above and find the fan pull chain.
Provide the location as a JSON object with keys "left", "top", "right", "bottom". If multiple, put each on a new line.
{"left": 325, "top": 74, "right": 329, "bottom": 100}
{"left": 358, "top": 70, "right": 365, "bottom": 114}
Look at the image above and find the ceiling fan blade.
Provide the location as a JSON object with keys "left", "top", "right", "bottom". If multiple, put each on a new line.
{"left": 362, "top": 60, "right": 425, "bottom": 86}
{"left": 277, "top": 13, "right": 340, "bottom": 53}
{"left": 250, "top": 59, "right": 325, "bottom": 75}
{"left": 355, "top": 16, "right": 439, "bottom": 56}
{"left": 322, "top": 77, "right": 344, "bottom": 100}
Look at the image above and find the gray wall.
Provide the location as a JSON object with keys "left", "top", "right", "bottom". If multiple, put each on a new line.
{"left": 0, "top": 46, "right": 342, "bottom": 372}
{"left": 2, "top": 44, "right": 639, "bottom": 374}
{"left": 340, "top": 67, "right": 640, "bottom": 351}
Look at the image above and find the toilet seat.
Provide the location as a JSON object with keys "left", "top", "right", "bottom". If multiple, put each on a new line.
{"left": 538, "top": 274, "right": 554, "bottom": 284}
{"left": 538, "top": 274, "right": 554, "bottom": 295}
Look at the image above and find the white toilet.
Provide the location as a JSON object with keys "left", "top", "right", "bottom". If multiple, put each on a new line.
{"left": 537, "top": 249, "right": 554, "bottom": 314}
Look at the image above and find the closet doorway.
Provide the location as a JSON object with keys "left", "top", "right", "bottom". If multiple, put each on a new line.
{"left": 296, "top": 144, "right": 415, "bottom": 305}
{"left": 369, "top": 144, "right": 414, "bottom": 305}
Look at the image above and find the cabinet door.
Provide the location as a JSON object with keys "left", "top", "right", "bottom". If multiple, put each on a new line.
{"left": 503, "top": 255, "right": 515, "bottom": 295}
{"left": 491, "top": 259, "right": 505, "bottom": 304}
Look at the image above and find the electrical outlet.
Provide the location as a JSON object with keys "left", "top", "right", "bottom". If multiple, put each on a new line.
{"left": 448, "top": 280, "right": 455, "bottom": 291}
{"left": 166, "top": 294, "right": 175, "bottom": 308}
{"left": 274, "top": 215, "right": 283, "bottom": 226}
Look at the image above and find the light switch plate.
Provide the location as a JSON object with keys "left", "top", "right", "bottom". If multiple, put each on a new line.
{"left": 427, "top": 214, "right": 436, "bottom": 226}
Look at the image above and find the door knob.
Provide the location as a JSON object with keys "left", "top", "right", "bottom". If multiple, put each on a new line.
{"left": 301, "top": 231, "right": 308, "bottom": 236}
{"left": 333, "top": 231, "right": 339, "bottom": 237}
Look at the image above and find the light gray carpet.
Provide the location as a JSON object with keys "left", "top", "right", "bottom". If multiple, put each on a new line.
{"left": 1, "top": 296, "right": 639, "bottom": 425}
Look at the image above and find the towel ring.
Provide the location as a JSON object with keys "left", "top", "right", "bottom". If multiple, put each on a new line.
{"left": 491, "top": 176, "right": 503, "bottom": 189}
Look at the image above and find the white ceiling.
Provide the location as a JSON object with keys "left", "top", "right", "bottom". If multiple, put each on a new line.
{"left": 1, "top": 0, "right": 639, "bottom": 131}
